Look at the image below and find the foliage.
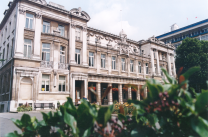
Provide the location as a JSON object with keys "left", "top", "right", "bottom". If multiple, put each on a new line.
{"left": 17, "top": 103, "right": 32, "bottom": 112}
{"left": 175, "top": 37, "right": 208, "bottom": 92}
{"left": 113, "top": 102, "right": 135, "bottom": 115}
{"left": 6, "top": 66, "right": 208, "bottom": 137}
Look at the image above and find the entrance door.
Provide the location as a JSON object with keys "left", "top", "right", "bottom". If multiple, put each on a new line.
{"left": 75, "top": 87, "right": 81, "bottom": 105}
{"left": 20, "top": 78, "right": 32, "bottom": 100}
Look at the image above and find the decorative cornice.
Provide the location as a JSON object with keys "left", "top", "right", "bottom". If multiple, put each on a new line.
{"left": 82, "top": 26, "right": 87, "bottom": 32}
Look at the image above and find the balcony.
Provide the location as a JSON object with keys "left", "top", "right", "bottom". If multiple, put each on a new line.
{"left": 41, "top": 61, "right": 53, "bottom": 68}
{"left": 58, "top": 63, "right": 68, "bottom": 70}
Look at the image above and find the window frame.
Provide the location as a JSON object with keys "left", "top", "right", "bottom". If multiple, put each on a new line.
{"left": 58, "top": 25, "right": 65, "bottom": 37}
{"left": 75, "top": 49, "right": 81, "bottom": 64}
{"left": 138, "top": 62, "right": 141, "bottom": 73}
{"left": 42, "top": 74, "right": 50, "bottom": 92}
{"left": 146, "top": 63, "right": 149, "bottom": 74}
{"left": 101, "top": 54, "right": 106, "bottom": 68}
{"left": 24, "top": 39, "right": 32, "bottom": 58}
{"left": 121, "top": 58, "right": 125, "bottom": 71}
{"left": 112, "top": 56, "right": 116, "bottom": 70}
{"left": 25, "top": 13, "right": 34, "bottom": 29}
{"left": 89, "top": 52, "right": 94, "bottom": 67}
{"left": 43, "top": 21, "right": 50, "bottom": 33}
{"left": 59, "top": 76, "right": 66, "bottom": 92}
{"left": 75, "top": 27, "right": 81, "bottom": 41}
{"left": 60, "top": 46, "right": 65, "bottom": 63}
{"left": 130, "top": 60, "right": 134, "bottom": 72}
{"left": 42, "top": 43, "right": 50, "bottom": 61}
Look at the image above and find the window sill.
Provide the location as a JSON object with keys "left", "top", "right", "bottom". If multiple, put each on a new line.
{"left": 89, "top": 67, "right": 96, "bottom": 69}
{"left": 112, "top": 70, "right": 118, "bottom": 72}
{"left": 24, "top": 28, "right": 35, "bottom": 31}
{"left": 100, "top": 68, "right": 108, "bottom": 71}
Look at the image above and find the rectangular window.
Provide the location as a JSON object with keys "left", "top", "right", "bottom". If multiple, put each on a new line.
{"left": 146, "top": 63, "right": 149, "bottom": 74}
{"left": 25, "top": 13, "right": 33, "bottom": 29}
{"left": 7, "top": 44, "right": 9, "bottom": 60}
{"left": 112, "top": 56, "right": 116, "bottom": 70}
{"left": 2, "top": 48, "right": 5, "bottom": 64}
{"left": 160, "top": 66, "right": 163, "bottom": 76}
{"left": 89, "top": 52, "right": 94, "bottom": 67}
{"left": 42, "top": 43, "right": 50, "bottom": 61}
{"left": 59, "top": 76, "right": 66, "bottom": 92}
{"left": 75, "top": 49, "right": 80, "bottom": 64}
{"left": 24, "top": 39, "right": 32, "bottom": 58}
{"left": 121, "top": 58, "right": 125, "bottom": 71}
{"left": 154, "top": 64, "right": 157, "bottom": 73}
{"left": 153, "top": 49, "right": 156, "bottom": 58}
{"left": 101, "top": 54, "right": 105, "bottom": 68}
{"left": 43, "top": 21, "right": 50, "bottom": 33}
{"left": 130, "top": 60, "right": 134, "bottom": 72}
{"left": 138, "top": 62, "right": 141, "bottom": 73}
{"left": 58, "top": 25, "right": 64, "bottom": 37}
{"left": 11, "top": 38, "right": 14, "bottom": 58}
{"left": 60, "top": 46, "right": 65, "bottom": 63}
{"left": 75, "top": 28, "right": 81, "bottom": 40}
{"left": 42, "top": 74, "right": 50, "bottom": 91}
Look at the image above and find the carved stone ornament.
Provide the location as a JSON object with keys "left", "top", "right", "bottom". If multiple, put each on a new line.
{"left": 35, "top": 13, "right": 42, "bottom": 19}
{"left": 19, "top": 8, "right": 26, "bottom": 14}
{"left": 120, "top": 45, "right": 129, "bottom": 56}
{"left": 58, "top": 63, "right": 68, "bottom": 70}
{"left": 40, "top": 61, "right": 53, "bottom": 68}
{"left": 35, "top": 0, "right": 47, "bottom": 5}
{"left": 71, "top": 23, "right": 76, "bottom": 29}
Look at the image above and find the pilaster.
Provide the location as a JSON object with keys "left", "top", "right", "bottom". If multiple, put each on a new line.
{"left": 70, "top": 23, "right": 76, "bottom": 64}
{"left": 82, "top": 27, "right": 88, "bottom": 66}
{"left": 167, "top": 53, "right": 172, "bottom": 75}
{"left": 33, "top": 13, "right": 42, "bottom": 59}
{"left": 150, "top": 49, "right": 155, "bottom": 75}
{"left": 156, "top": 50, "right": 160, "bottom": 75}
{"left": 128, "top": 86, "right": 132, "bottom": 99}
{"left": 137, "top": 85, "right": 140, "bottom": 100}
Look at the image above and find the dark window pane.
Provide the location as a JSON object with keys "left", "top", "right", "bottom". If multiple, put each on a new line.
{"left": 59, "top": 84, "right": 62, "bottom": 91}
{"left": 63, "top": 85, "right": 65, "bottom": 91}
{"left": 78, "top": 54, "right": 80, "bottom": 64}
{"left": 75, "top": 54, "right": 77, "bottom": 63}
{"left": 46, "top": 85, "right": 49, "bottom": 91}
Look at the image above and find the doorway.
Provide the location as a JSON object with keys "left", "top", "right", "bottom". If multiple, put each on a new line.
{"left": 101, "top": 83, "right": 108, "bottom": 105}
{"left": 75, "top": 81, "right": 84, "bottom": 105}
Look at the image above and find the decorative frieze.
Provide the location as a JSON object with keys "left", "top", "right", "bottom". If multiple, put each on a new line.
{"left": 71, "top": 23, "right": 76, "bottom": 29}
{"left": 19, "top": 8, "right": 26, "bottom": 14}
{"left": 35, "top": 13, "right": 42, "bottom": 19}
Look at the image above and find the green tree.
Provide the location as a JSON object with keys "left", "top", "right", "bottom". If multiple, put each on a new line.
{"left": 175, "top": 37, "right": 208, "bottom": 92}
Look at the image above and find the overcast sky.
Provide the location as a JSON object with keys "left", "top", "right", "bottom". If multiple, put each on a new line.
{"left": 0, "top": 0, "right": 207, "bottom": 41}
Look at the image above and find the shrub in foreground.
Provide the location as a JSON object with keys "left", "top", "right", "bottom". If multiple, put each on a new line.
{"left": 6, "top": 66, "right": 208, "bottom": 137}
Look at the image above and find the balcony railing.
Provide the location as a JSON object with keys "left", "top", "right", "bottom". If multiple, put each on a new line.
{"left": 41, "top": 61, "right": 53, "bottom": 68}
{"left": 58, "top": 63, "right": 68, "bottom": 70}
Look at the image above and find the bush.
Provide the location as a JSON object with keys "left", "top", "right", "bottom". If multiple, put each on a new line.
{"left": 113, "top": 102, "right": 135, "bottom": 115}
{"left": 17, "top": 103, "right": 32, "bottom": 112}
{"left": 6, "top": 66, "right": 208, "bottom": 137}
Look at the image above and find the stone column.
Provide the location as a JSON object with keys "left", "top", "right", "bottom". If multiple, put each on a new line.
{"left": 143, "top": 62, "right": 146, "bottom": 77}
{"left": 137, "top": 85, "right": 140, "bottom": 100}
{"left": 172, "top": 54, "right": 176, "bottom": 77}
{"left": 128, "top": 86, "right": 132, "bottom": 99}
{"left": 167, "top": 53, "right": 172, "bottom": 75}
{"left": 33, "top": 13, "right": 42, "bottom": 59}
{"left": 118, "top": 84, "right": 123, "bottom": 104}
{"left": 70, "top": 23, "right": 76, "bottom": 64}
{"left": 96, "top": 82, "right": 101, "bottom": 105}
{"left": 108, "top": 83, "right": 113, "bottom": 105}
{"left": 84, "top": 79, "right": 88, "bottom": 98}
{"left": 150, "top": 49, "right": 155, "bottom": 75}
{"left": 118, "top": 56, "right": 121, "bottom": 75}
{"left": 156, "top": 50, "right": 160, "bottom": 75}
{"left": 127, "top": 58, "right": 130, "bottom": 77}
{"left": 82, "top": 27, "right": 88, "bottom": 66}
{"left": 15, "top": 8, "right": 26, "bottom": 57}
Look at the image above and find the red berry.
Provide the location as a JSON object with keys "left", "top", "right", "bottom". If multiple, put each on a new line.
{"left": 159, "top": 93, "right": 163, "bottom": 98}
{"left": 171, "top": 101, "right": 175, "bottom": 104}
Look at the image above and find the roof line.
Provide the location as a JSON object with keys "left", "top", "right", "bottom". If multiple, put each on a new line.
{"left": 156, "top": 18, "right": 208, "bottom": 39}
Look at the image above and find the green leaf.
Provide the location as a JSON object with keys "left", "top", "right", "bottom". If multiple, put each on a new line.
{"left": 118, "top": 113, "right": 126, "bottom": 121}
{"left": 191, "top": 116, "right": 208, "bottom": 137}
{"left": 5, "top": 132, "right": 21, "bottom": 137}
{"left": 131, "top": 128, "right": 139, "bottom": 137}
{"left": 182, "top": 66, "right": 200, "bottom": 79}
{"left": 97, "top": 107, "right": 112, "bottom": 127}
{"left": 21, "top": 114, "right": 31, "bottom": 127}
{"left": 161, "top": 68, "right": 175, "bottom": 84}
{"left": 64, "top": 108, "right": 77, "bottom": 134}
{"left": 64, "top": 97, "right": 76, "bottom": 110}
{"left": 195, "top": 91, "right": 208, "bottom": 113}
{"left": 82, "top": 127, "right": 92, "bottom": 137}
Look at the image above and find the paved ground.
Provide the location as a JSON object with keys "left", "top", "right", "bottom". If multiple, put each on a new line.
{"left": 0, "top": 111, "right": 51, "bottom": 137}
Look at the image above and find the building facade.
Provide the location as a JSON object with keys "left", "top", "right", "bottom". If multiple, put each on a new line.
{"left": 156, "top": 19, "right": 208, "bottom": 49}
{"left": 0, "top": 0, "right": 175, "bottom": 112}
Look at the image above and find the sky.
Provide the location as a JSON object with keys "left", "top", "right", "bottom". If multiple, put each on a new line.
{"left": 0, "top": 0, "right": 207, "bottom": 41}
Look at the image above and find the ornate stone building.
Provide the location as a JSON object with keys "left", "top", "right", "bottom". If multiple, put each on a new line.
{"left": 0, "top": 0, "right": 175, "bottom": 112}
